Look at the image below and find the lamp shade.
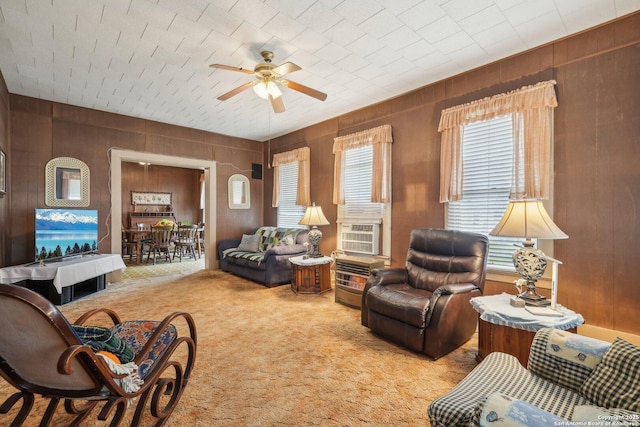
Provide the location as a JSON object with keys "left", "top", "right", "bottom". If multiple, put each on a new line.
{"left": 298, "top": 203, "right": 329, "bottom": 226}
{"left": 490, "top": 199, "right": 568, "bottom": 240}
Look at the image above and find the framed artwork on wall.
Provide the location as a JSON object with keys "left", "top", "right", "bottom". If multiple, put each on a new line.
{"left": 0, "top": 149, "right": 6, "bottom": 196}
{"left": 130, "top": 191, "right": 172, "bottom": 206}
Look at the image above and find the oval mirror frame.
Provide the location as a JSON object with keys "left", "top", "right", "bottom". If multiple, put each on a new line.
{"left": 45, "top": 157, "right": 90, "bottom": 207}
{"left": 228, "top": 174, "right": 250, "bottom": 209}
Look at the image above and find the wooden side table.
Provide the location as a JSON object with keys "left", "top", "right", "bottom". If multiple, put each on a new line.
{"left": 471, "top": 293, "right": 584, "bottom": 366}
{"left": 289, "top": 256, "right": 332, "bottom": 295}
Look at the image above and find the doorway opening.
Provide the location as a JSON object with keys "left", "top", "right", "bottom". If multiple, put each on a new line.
{"left": 110, "top": 149, "right": 217, "bottom": 275}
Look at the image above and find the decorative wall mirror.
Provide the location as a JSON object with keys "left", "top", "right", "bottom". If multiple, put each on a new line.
{"left": 228, "top": 174, "right": 250, "bottom": 209}
{"left": 45, "top": 157, "right": 90, "bottom": 207}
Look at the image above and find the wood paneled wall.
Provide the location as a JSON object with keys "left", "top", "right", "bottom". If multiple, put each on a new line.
{"left": 121, "top": 162, "right": 202, "bottom": 228}
{"left": 0, "top": 73, "right": 8, "bottom": 267}
{"left": 1, "top": 13, "right": 638, "bottom": 336}
{"left": 5, "top": 97, "right": 263, "bottom": 266}
{"left": 264, "top": 13, "right": 640, "bottom": 335}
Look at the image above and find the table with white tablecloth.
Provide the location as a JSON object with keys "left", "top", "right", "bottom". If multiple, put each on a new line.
{"left": 0, "top": 254, "right": 126, "bottom": 304}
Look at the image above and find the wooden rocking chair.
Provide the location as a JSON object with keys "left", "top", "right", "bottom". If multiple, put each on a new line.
{"left": 0, "top": 283, "right": 197, "bottom": 426}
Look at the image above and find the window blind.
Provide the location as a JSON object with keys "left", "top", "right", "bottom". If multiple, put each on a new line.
{"left": 277, "top": 162, "right": 306, "bottom": 229}
{"left": 338, "top": 145, "right": 384, "bottom": 223}
{"left": 447, "top": 115, "right": 522, "bottom": 268}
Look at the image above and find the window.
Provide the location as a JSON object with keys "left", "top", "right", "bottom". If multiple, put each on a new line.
{"left": 439, "top": 81, "right": 558, "bottom": 273}
{"left": 277, "top": 161, "right": 306, "bottom": 228}
{"left": 446, "top": 115, "right": 523, "bottom": 269}
{"left": 333, "top": 124, "right": 393, "bottom": 259}
{"left": 338, "top": 145, "right": 384, "bottom": 222}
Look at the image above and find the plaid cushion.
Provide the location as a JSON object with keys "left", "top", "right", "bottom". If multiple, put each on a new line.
{"left": 579, "top": 338, "right": 640, "bottom": 411}
{"left": 429, "top": 329, "right": 596, "bottom": 427}
{"left": 528, "top": 328, "right": 610, "bottom": 393}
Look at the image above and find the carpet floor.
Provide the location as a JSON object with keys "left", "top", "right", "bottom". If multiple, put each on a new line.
{"left": 0, "top": 269, "right": 478, "bottom": 426}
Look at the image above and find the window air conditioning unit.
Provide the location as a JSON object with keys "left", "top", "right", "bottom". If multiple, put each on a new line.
{"left": 339, "top": 223, "right": 380, "bottom": 255}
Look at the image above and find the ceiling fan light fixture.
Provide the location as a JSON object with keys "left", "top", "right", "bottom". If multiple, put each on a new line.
{"left": 267, "top": 81, "right": 282, "bottom": 99}
{"left": 253, "top": 81, "right": 269, "bottom": 100}
{"left": 253, "top": 80, "right": 282, "bottom": 100}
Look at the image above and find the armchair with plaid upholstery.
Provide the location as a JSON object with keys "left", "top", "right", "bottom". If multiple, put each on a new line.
{"left": 428, "top": 328, "right": 640, "bottom": 426}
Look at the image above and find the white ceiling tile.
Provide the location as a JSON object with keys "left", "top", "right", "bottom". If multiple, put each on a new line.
{"left": 615, "top": 0, "right": 640, "bottom": 15}
{"left": 197, "top": 5, "right": 243, "bottom": 37}
{"left": 399, "top": 39, "right": 437, "bottom": 61}
{"left": 229, "top": 21, "right": 270, "bottom": 49}
{"left": 0, "top": 0, "right": 636, "bottom": 141}
{"left": 128, "top": 0, "right": 176, "bottom": 30}
{"left": 230, "top": 0, "right": 278, "bottom": 29}
{"left": 99, "top": 6, "right": 147, "bottom": 36}
{"left": 433, "top": 31, "right": 475, "bottom": 54}
{"left": 471, "top": 20, "right": 519, "bottom": 47}
{"left": 315, "top": 41, "right": 351, "bottom": 63}
{"left": 157, "top": 0, "right": 209, "bottom": 22}
{"left": 380, "top": 25, "right": 422, "bottom": 51}
{"left": 440, "top": 0, "right": 495, "bottom": 21}
{"left": 375, "top": 0, "right": 424, "bottom": 15}
{"left": 322, "top": 19, "right": 365, "bottom": 45}
{"left": 289, "top": 28, "right": 330, "bottom": 53}
{"left": 168, "top": 14, "right": 212, "bottom": 44}
{"left": 514, "top": 10, "right": 567, "bottom": 48}
{"left": 261, "top": 12, "right": 306, "bottom": 42}
{"left": 501, "top": 0, "right": 558, "bottom": 27}
{"left": 344, "top": 33, "right": 385, "bottom": 57}
{"left": 334, "top": 53, "right": 370, "bottom": 73}
{"left": 398, "top": 0, "right": 447, "bottom": 30}
{"left": 262, "top": 0, "right": 316, "bottom": 19}
{"left": 357, "top": 9, "right": 404, "bottom": 39}
{"left": 296, "top": 2, "right": 343, "bottom": 34}
{"left": 458, "top": 5, "right": 507, "bottom": 35}
{"left": 333, "top": 0, "right": 383, "bottom": 25}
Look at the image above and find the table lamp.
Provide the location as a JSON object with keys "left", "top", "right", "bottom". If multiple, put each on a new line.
{"left": 298, "top": 203, "right": 330, "bottom": 258}
{"left": 490, "top": 199, "right": 568, "bottom": 306}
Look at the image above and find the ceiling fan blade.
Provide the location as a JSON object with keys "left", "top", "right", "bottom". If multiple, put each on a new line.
{"left": 281, "top": 80, "right": 327, "bottom": 101}
{"left": 270, "top": 95, "right": 285, "bottom": 113}
{"left": 272, "top": 62, "right": 301, "bottom": 76}
{"left": 209, "top": 64, "right": 254, "bottom": 75}
{"left": 217, "top": 81, "right": 256, "bottom": 101}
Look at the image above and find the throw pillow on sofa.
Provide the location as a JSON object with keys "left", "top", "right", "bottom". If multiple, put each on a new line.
{"left": 238, "top": 234, "right": 260, "bottom": 252}
{"left": 579, "top": 337, "right": 640, "bottom": 411}
{"left": 478, "top": 392, "right": 564, "bottom": 426}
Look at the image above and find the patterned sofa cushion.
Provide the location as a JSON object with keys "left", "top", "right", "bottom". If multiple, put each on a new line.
{"left": 256, "top": 227, "right": 303, "bottom": 252}
{"left": 528, "top": 328, "right": 610, "bottom": 393}
{"left": 221, "top": 227, "right": 304, "bottom": 266}
{"left": 579, "top": 337, "right": 640, "bottom": 411}
{"left": 112, "top": 320, "right": 177, "bottom": 379}
{"left": 477, "top": 392, "right": 565, "bottom": 427}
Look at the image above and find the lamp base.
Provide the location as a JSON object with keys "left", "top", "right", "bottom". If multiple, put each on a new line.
{"left": 519, "top": 290, "right": 551, "bottom": 307}
{"left": 306, "top": 226, "right": 324, "bottom": 259}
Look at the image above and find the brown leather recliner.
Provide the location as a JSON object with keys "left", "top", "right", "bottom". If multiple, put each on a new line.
{"left": 361, "top": 228, "right": 489, "bottom": 359}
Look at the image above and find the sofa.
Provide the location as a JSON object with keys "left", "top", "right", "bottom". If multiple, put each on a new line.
{"left": 428, "top": 327, "right": 640, "bottom": 426}
{"left": 217, "top": 226, "right": 309, "bottom": 287}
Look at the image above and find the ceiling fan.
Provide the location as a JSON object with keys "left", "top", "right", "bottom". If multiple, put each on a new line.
{"left": 210, "top": 51, "right": 327, "bottom": 113}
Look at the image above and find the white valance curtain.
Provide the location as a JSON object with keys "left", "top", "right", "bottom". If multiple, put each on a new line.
{"left": 271, "top": 147, "right": 311, "bottom": 207}
{"left": 438, "top": 80, "right": 558, "bottom": 202}
{"left": 332, "top": 124, "right": 393, "bottom": 204}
